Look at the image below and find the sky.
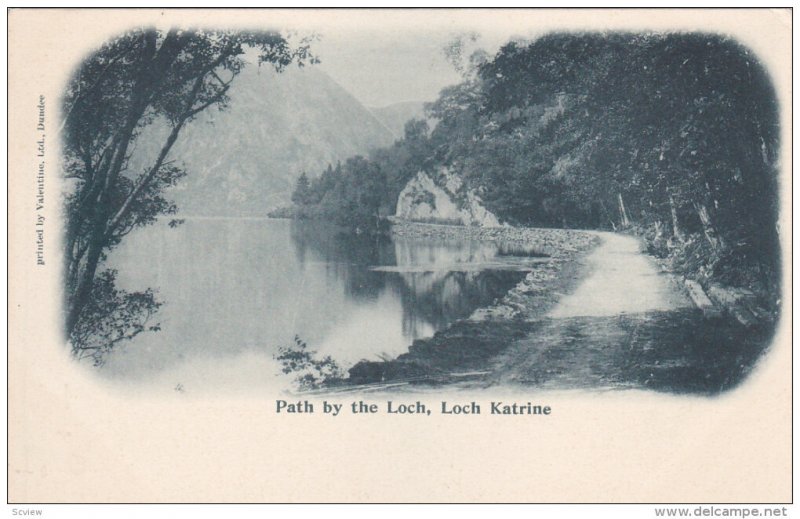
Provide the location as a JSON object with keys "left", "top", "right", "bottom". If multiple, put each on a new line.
{"left": 282, "top": 8, "right": 789, "bottom": 110}
{"left": 311, "top": 29, "right": 510, "bottom": 108}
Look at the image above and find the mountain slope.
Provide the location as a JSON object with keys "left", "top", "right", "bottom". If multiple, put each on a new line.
{"left": 132, "top": 64, "right": 396, "bottom": 216}
{"left": 369, "top": 101, "right": 427, "bottom": 138}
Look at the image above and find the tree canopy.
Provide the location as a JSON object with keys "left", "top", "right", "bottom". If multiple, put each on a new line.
{"left": 291, "top": 32, "right": 780, "bottom": 298}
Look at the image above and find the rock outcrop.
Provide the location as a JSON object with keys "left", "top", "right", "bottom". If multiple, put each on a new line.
{"left": 395, "top": 169, "right": 501, "bottom": 227}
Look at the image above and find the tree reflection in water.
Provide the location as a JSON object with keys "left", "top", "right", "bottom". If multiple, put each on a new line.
{"left": 289, "top": 221, "right": 526, "bottom": 341}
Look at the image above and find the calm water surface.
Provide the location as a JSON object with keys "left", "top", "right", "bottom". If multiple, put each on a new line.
{"left": 103, "top": 218, "right": 535, "bottom": 388}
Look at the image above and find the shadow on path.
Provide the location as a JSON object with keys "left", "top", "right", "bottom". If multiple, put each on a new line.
{"left": 486, "top": 309, "right": 771, "bottom": 395}
{"left": 344, "top": 232, "right": 774, "bottom": 395}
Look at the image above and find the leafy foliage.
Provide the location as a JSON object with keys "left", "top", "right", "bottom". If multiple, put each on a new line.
{"left": 68, "top": 270, "right": 162, "bottom": 366}
{"left": 291, "top": 32, "right": 780, "bottom": 302}
{"left": 287, "top": 119, "right": 433, "bottom": 232}
{"left": 470, "top": 33, "right": 780, "bottom": 297}
{"left": 275, "top": 336, "right": 345, "bottom": 390}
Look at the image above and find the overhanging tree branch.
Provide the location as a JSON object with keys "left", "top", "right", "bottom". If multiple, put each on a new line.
{"left": 62, "top": 27, "right": 316, "bottom": 354}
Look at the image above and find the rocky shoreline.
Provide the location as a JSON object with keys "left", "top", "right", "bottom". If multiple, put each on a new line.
{"left": 344, "top": 221, "right": 601, "bottom": 386}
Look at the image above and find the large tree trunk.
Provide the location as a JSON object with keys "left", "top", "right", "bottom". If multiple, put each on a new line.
{"left": 65, "top": 237, "right": 104, "bottom": 335}
{"left": 64, "top": 126, "right": 140, "bottom": 338}
{"left": 63, "top": 34, "right": 190, "bottom": 340}
{"left": 65, "top": 116, "right": 186, "bottom": 339}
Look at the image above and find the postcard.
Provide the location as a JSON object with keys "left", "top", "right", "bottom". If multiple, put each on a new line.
{"left": 7, "top": 8, "right": 792, "bottom": 504}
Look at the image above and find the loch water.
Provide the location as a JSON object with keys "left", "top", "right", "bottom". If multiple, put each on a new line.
{"left": 101, "top": 218, "right": 535, "bottom": 388}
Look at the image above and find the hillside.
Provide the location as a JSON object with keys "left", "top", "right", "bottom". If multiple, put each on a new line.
{"left": 131, "top": 64, "right": 396, "bottom": 216}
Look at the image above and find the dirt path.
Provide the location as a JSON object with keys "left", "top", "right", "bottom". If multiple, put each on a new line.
{"left": 488, "top": 232, "right": 700, "bottom": 390}
{"left": 344, "top": 230, "right": 767, "bottom": 395}
{"left": 549, "top": 232, "right": 690, "bottom": 318}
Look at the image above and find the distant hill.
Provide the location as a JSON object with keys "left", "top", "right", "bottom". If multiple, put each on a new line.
{"left": 131, "top": 64, "right": 396, "bottom": 216}
{"left": 369, "top": 101, "right": 428, "bottom": 138}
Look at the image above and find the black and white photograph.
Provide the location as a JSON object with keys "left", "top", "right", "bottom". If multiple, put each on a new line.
{"left": 62, "top": 15, "right": 782, "bottom": 394}
{"left": 7, "top": 7, "right": 793, "bottom": 507}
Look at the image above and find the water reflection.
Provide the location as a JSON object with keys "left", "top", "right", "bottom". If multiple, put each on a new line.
{"left": 289, "top": 222, "right": 526, "bottom": 348}
{"left": 102, "top": 219, "right": 529, "bottom": 382}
